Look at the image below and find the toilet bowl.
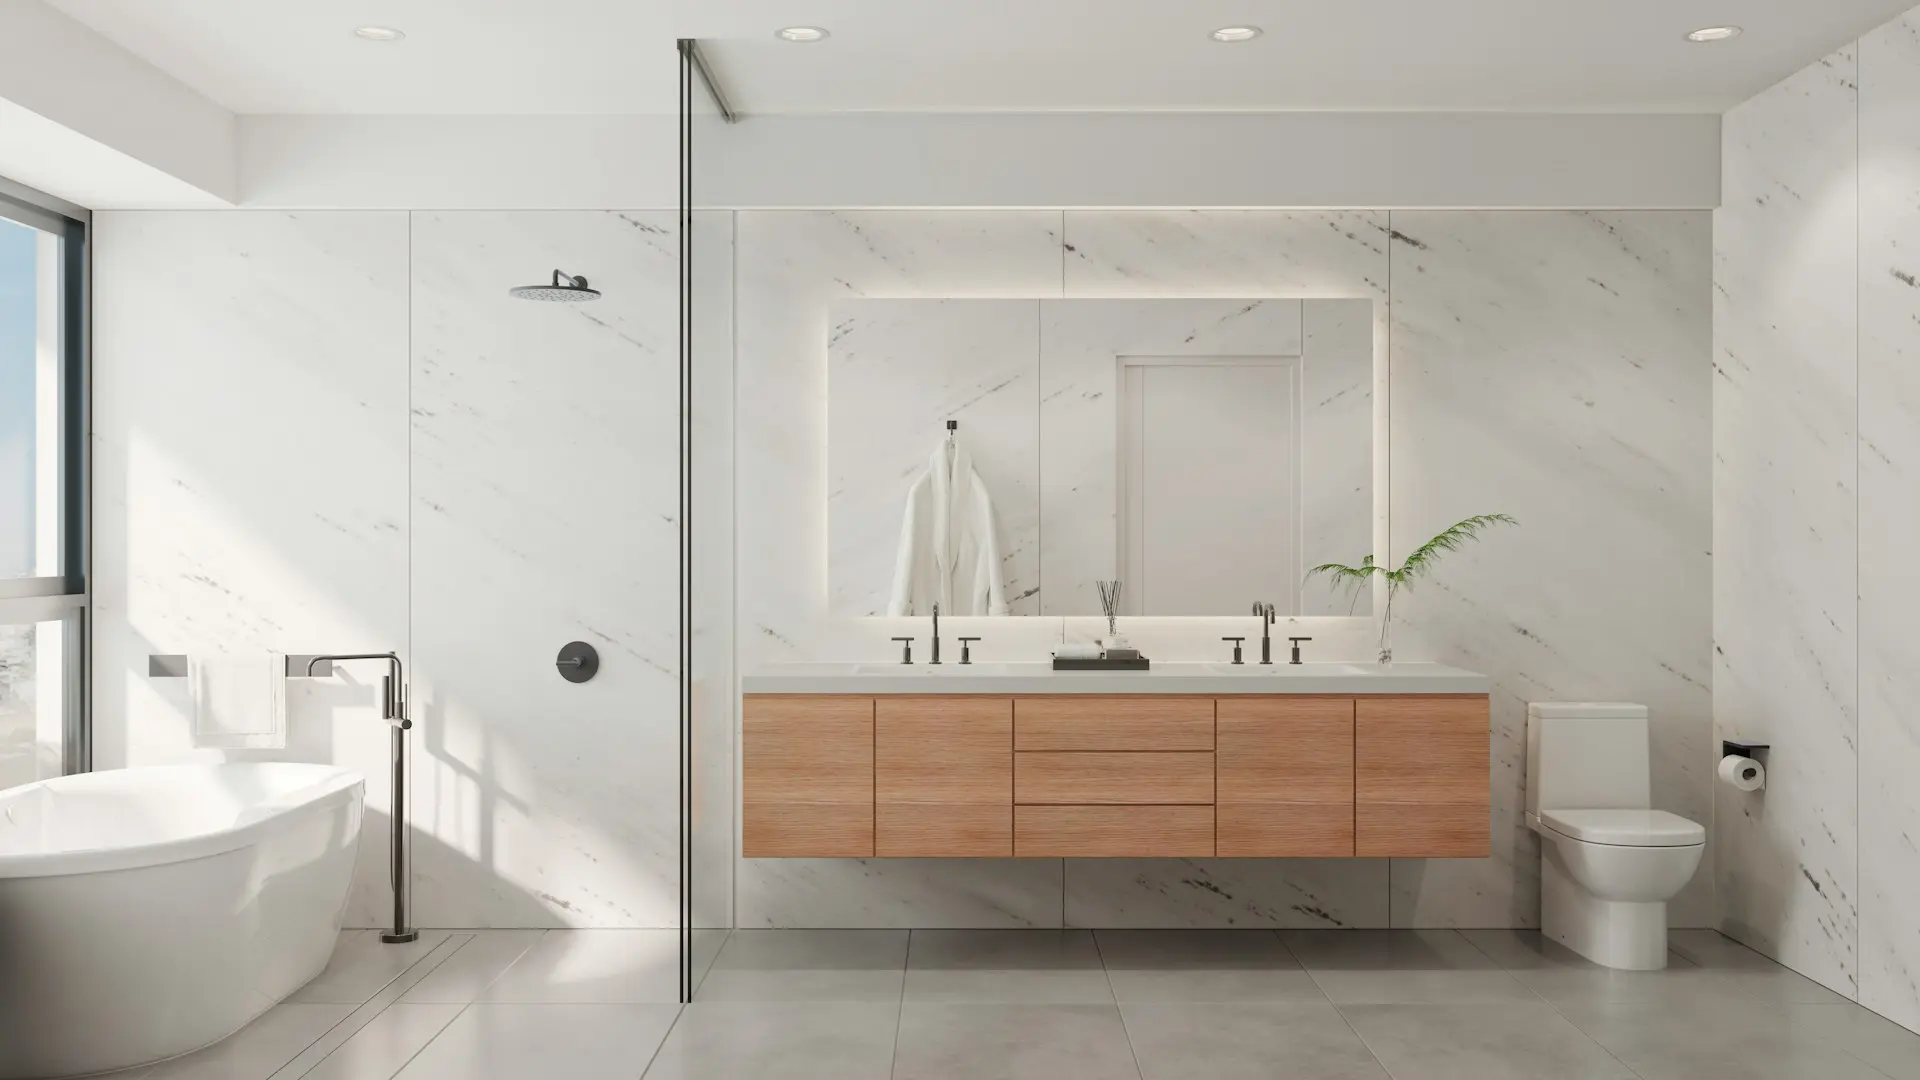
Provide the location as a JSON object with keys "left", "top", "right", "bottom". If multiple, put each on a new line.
{"left": 1526, "top": 703, "right": 1705, "bottom": 970}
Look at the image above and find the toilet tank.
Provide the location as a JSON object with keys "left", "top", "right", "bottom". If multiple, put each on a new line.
{"left": 1525, "top": 702, "right": 1651, "bottom": 830}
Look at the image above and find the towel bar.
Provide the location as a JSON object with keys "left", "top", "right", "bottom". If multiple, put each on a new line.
{"left": 147, "top": 655, "right": 334, "bottom": 678}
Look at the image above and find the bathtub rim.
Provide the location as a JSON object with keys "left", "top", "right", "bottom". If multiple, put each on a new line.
{"left": 0, "top": 762, "right": 365, "bottom": 881}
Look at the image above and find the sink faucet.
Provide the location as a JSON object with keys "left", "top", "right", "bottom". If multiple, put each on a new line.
{"left": 1252, "top": 602, "right": 1277, "bottom": 664}
{"left": 930, "top": 602, "right": 942, "bottom": 665}
{"left": 306, "top": 652, "right": 417, "bottom": 946}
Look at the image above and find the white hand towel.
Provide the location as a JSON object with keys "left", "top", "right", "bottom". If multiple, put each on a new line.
{"left": 191, "top": 653, "right": 288, "bottom": 750}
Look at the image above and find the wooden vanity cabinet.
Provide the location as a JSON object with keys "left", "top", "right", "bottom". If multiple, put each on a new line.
{"left": 876, "top": 697, "right": 1012, "bottom": 857}
{"left": 1354, "top": 696, "right": 1491, "bottom": 857}
{"left": 742, "top": 695, "right": 874, "bottom": 857}
{"left": 741, "top": 692, "right": 1490, "bottom": 860}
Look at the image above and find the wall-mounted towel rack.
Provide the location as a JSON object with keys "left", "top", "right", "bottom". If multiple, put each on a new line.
{"left": 147, "top": 655, "right": 335, "bottom": 678}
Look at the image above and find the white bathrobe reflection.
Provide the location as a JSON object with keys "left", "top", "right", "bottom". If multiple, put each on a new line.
{"left": 887, "top": 437, "right": 1009, "bottom": 616}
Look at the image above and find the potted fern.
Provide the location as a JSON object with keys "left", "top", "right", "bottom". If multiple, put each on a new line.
{"left": 1307, "top": 514, "right": 1517, "bottom": 664}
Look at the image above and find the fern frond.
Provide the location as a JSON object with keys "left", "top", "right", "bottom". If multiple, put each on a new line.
{"left": 1305, "top": 553, "right": 1384, "bottom": 594}
{"left": 1391, "top": 514, "right": 1517, "bottom": 588}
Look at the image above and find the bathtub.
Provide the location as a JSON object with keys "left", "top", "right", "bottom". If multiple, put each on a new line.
{"left": 0, "top": 763, "right": 364, "bottom": 1079}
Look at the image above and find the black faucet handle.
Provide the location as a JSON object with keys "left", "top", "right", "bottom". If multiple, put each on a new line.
{"left": 891, "top": 637, "right": 915, "bottom": 664}
{"left": 958, "top": 637, "right": 981, "bottom": 664}
{"left": 1222, "top": 636, "right": 1246, "bottom": 665}
{"left": 1288, "top": 636, "right": 1314, "bottom": 644}
{"left": 1287, "top": 636, "right": 1313, "bottom": 665}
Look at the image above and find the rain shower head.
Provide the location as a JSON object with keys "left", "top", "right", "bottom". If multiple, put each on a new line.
{"left": 509, "top": 270, "right": 601, "bottom": 302}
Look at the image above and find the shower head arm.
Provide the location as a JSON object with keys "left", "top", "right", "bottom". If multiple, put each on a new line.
{"left": 551, "top": 269, "right": 587, "bottom": 288}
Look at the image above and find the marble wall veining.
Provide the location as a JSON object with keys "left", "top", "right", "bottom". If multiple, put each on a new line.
{"left": 1390, "top": 210, "right": 1713, "bottom": 930}
{"left": 92, "top": 211, "right": 413, "bottom": 928}
{"left": 734, "top": 207, "right": 1714, "bottom": 930}
{"left": 1859, "top": 9, "right": 1920, "bottom": 1035}
{"left": 408, "top": 211, "right": 680, "bottom": 927}
{"left": 1714, "top": 41, "right": 1863, "bottom": 1000}
{"left": 90, "top": 203, "right": 1719, "bottom": 940}
{"left": 1714, "top": 2, "right": 1920, "bottom": 1034}
{"left": 94, "top": 209, "right": 687, "bottom": 930}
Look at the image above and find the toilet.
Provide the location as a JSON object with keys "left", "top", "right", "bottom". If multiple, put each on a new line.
{"left": 1525, "top": 702, "right": 1705, "bottom": 970}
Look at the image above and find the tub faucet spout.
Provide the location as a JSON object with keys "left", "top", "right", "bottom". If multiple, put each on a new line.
{"left": 307, "top": 653, "right": 410, "bottom": 728}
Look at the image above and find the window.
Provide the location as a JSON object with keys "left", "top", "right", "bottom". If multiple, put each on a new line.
{"left": 0, "top": 177, "right": 87, "bottom": 785}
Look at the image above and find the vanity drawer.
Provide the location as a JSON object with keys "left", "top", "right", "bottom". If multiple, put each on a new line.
{"left": 1015, "top": 806, "right": 1214, "bottom": 857}
{"left": 1014, "top": 697, "right": 1214, "bottom": 751}
{"left": 1014, "top": 751, "right": 1214, "bottom": 805}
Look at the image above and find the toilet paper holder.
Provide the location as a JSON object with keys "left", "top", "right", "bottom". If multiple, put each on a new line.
{"left": 1722, "top": 739, "right": 1769, "bottom": 759}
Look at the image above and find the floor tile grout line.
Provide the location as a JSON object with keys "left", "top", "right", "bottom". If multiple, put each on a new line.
{"left": 273, "top": 932, "right": 474, "bottom": 1080}
{"left": 1451, "top": 928, "right": 1552, "bottom": 1005}
{"left": 888, "top": 929, "right": 913, "bottom": 1080}
{"left": 367, "top": 999, "right": 472, "bottom": 1080}
{"left": 634, "top": 1002, "right": 688, "bottom": 1080}
{"left": 1090, "top": 930, "right": 1149, "bottom": 1080}
{"left": 462, "top": 927, "right": 551, "bottom": 1003}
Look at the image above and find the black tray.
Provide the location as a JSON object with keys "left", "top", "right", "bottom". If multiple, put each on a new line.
{"left": 1052, "top": 656, "right": 1151, "bottom": 671}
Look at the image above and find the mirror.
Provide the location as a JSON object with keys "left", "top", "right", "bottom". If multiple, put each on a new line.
{"left": 827, "top": 298, "right": 1373, "bottom": 617}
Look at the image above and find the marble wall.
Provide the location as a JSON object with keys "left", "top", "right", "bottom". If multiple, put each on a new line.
{"left": 88, "top": 203, "right": 1719, "bottom": 941}
{"left": 93, "top": 210, "right": 687, "bottom": 929}
{"left": 735, "top": 208, "right": 1713, "bottom": 930}
{"left": 94, "top": 211, "right": 413, "bottom": 927}
{"left": 1714, "top": 2, "right": 1920, "bottom": 1034}
{"left": 1859, "top": 9, "right": 1920, "bottom": 1036}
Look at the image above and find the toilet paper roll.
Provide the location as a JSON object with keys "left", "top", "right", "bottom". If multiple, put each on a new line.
{"left": 1718, "top": 754, "right": 1765, "bottom": 792}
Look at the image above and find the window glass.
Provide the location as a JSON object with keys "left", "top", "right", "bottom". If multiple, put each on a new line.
{"left": 0, "top": 620, "right": 62, "bottom": 788}
{"left": 0, "top": 216, "right": 61, "bottom": 580}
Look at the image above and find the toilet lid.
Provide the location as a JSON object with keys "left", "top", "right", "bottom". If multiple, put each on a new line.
{"left": 1540, "top": 809, "right": 1705, "bottom": 847}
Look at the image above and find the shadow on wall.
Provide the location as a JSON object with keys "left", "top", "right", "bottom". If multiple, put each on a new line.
{"left": 103, "top": 627, "right": 677, "bottom": 929}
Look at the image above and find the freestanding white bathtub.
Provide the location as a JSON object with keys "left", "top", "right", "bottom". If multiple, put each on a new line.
{"left": 0, "top": 763, "right": 364, "bottom": 1079}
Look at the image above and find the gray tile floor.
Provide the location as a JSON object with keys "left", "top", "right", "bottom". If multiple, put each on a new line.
{"left": 99, "top": 927, "right": 1920, "bottom": 1080}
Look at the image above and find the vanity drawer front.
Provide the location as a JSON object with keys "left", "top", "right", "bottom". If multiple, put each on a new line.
{"left": 1014, "top": 751, "right": 1214, "bottom": 805}
{"left": 1355, "top": 696, "right": 1491, "bottom": 858}
{"left": 1015, "top": 806, "right": 1214, "bottom": 857}
{"left": 743, "top": 695, "right": 875, "bottom": 858}
{"left": 1014, "top": 697, "right": 1215, "bottom": 751}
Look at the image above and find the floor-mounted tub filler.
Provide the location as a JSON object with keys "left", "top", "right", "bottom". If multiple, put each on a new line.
{"left": 0, "top": 763, "right": 363, "bottom": 1079}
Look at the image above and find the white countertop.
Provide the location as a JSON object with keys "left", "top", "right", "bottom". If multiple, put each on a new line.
{"left": 742, "top": 661, "right": 1490, "bottom": 696}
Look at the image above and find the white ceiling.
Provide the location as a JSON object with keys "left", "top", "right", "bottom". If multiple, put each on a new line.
{"left": 48, "top": 0, "right": 1918, "bottom": 115}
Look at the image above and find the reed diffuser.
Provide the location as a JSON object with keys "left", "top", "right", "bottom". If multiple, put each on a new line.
{"left": 1096, "top": 580, "right": 1122, "bottom": 639}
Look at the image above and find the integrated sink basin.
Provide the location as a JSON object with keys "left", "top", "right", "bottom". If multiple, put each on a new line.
{"left": 746, "top": 659, "right": 1489, "bottom": 695}
{"left": 848, "top": 662, "right": 1023, "bottom": 676}
{"left": 1202, "top": 662, "right": 1376, "bottom": 676}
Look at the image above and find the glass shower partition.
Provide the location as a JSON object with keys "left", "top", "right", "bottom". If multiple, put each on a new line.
{"left": 678, "top": 37, "right": 737, "bottom": 1004}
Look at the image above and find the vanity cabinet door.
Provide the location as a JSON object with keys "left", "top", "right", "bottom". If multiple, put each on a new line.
{"left": 876, "top": 698, "right": 1013, "bottom": 857}
{"left": 1216, "top": 697, "right": 1355, "bottom": 857}
{"left": 1354, "top": 696, "right": 1491, "bottom": 857}
{"left": 743, "top": 695, "right": 874, "bottom": 858}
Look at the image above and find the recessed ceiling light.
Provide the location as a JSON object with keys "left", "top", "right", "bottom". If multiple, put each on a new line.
{"left": 1211, "top": 26, "right": 1262, "bottom": 42}
{"left": 1686, "top": 25, "right": 1742, "bottom": 42}
{"left": 353, "top": 25, "right": 405, "bottom": 41}
{"left": 776, "top": 26, "right": 829, "bottom": 42}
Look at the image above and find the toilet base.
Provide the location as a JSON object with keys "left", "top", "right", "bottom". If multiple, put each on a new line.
{"left": 1541, "top": 842, "right": 1670, "bottom": 970}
